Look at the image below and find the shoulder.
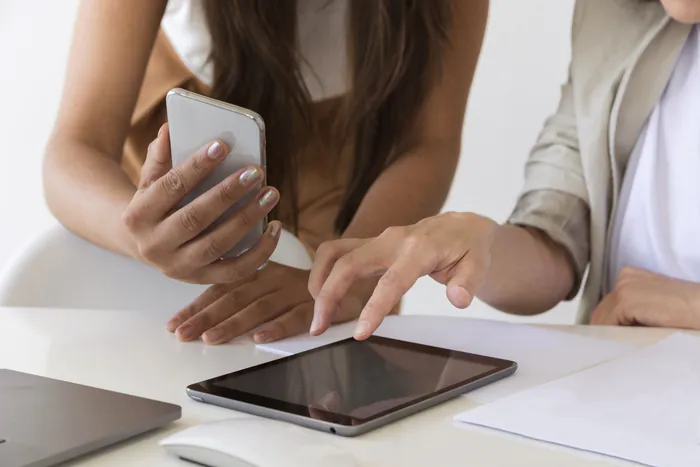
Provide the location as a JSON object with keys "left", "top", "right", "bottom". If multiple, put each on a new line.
{"left": 569, "top": 0, "right": 668, "bottom": 94}
{"left": 572, "top": 0, "right": 667, "bottom": 46}
{"left": 450, "top": 0, "right": 489, "bottom": 29}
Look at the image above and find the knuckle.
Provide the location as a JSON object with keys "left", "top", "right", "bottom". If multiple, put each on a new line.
{"left": 447, "top": 211, "right": 470, "bottom": 221}
{"left": 380, "top": 269, "right": 403, "bottom": 289}
{"left": 221, "top": 265, "right": 243, "bottom": 283}
{"left": 236, "top": 207, "right": 255, "bottom": 229}
{"left": 211, "top": 283, "right": 231, "bottom": 297}
{"left": 204, "top": 237, "right": 227, "bottom": 260}
{"left": 163, "top": 168, "right": 186, "bottom": 196}
{"left": 253, "top": 297, "right": 272, "bottom": 312}
{"left": 402, "top": 234, "right": 425, "bottom": 253}
{"left": 315, "top": 241, "right": 335, "bottom": 259}
{"left": 221, "top": 288, "right": 242, "bottom": 307}
{"left": 192, "top": 313, "right": 211, "bottom": 331}
{"left": 619, "top": 266, "right": 636, "bottom": 280}
{"left": 180, "top": 206, "right": 202, "bottom": 233}
{"left": 335, "top": 255, "right": 357, "bottom": 273}
{"left": 380, "top": 226, "right": 404, "bottom": 240}
{"left": 190, "top": 153, "right": 208, "bottom": 176}
{"left": 162, "top": 264, "right": 184, "bottom": 280}
{"left": 121, "top": 208, "right": 140, "bottom": 230}
{"left": 218, "top": 179, "right": 239, "bottom": 204}
{"left": 137, "top": 240, "right": 160, "bottom": 261}
{"left": 279, "top": 310, "right": 311, "bottom": 337}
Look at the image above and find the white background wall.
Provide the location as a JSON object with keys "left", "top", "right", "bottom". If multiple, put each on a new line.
{"left": 0, "top": 0, "right": 578, "bottom": 323}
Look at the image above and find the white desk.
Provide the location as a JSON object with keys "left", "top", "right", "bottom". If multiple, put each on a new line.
{"left": 0, "top": 307, "right": 688, "bottom": 467}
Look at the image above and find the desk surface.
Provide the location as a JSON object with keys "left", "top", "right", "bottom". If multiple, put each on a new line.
{"left": 0, "top": 307, "right": 688, "bottom": 467}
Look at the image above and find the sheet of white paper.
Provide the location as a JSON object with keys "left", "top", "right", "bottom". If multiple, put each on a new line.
{"left": 455, "top": 332, "right": 700, "bottom": 467}
{"left": 257, "top": 315, "right": 634, "bottom": 403}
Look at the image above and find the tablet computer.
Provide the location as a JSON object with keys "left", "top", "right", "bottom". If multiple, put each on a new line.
{"left": 187, "top": 336, "right": 516, "bottom": 436}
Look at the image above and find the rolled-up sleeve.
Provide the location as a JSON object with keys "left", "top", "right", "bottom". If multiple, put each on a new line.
{"left": 508, "top": 190, "right": 590, "bottom": 299}
{"left": 506, "top": 2, "right": 590, "bottom": 299}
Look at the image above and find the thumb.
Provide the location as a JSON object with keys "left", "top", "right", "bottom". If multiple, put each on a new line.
{"left": 445, "top": 255, "right": 488, "bottom": 309}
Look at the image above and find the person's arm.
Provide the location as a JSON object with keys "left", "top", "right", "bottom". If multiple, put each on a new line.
{"left": 45, "top": 0, "right": 279, "bottom": 284}
{"left": 477, "top": 224, "right": 576, "bottom": 314}
{"left": 44, "top": 0, "right": 167, "bottom": 258}
{"left": 489, "top": 0, "right": 591, "bottom": 311}
{"left": 341, "top": 0, "right": 489, "bottom": 239}
{"left": 335, "top": 0, "right": 488, "bottom": 311}
{"left": 310, "top": 211, "right": 577, "bottom": 338}
{"left": 309, "top": 2, "right": 591, "bottom": 337}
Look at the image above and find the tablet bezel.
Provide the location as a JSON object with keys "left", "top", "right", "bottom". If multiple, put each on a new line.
{"left": 187, "top": 336, "right": 516, "bottom": 433}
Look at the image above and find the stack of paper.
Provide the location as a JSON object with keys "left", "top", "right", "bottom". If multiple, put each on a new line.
{"left": 257, "top": 315, "right": 634, "bottom": 403}
{"left": 456, "top": 333, "right": 700, "bottom": 466}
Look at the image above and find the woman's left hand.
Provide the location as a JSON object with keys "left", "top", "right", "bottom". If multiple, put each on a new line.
{"left": 166, "top": 262, "right": 364, "bottom": 345}
{"left": 591, "top": 267, "right": 700, "bottom": 329}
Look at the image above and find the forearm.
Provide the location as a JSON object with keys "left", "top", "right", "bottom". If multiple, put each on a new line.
{"left": 477, "top": 224, "right": 575, "bottom": 315}
{"left": 44, "top": 138, "right": 139, "bottom": 259}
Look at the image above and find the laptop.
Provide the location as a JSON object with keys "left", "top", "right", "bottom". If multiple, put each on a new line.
{"left": 0, "top": 369, "right": 181, "bottom": 467}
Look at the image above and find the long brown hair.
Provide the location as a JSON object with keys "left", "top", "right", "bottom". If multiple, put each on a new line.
{"left": 203, "top": 0, "right": 453, "bottom": 233}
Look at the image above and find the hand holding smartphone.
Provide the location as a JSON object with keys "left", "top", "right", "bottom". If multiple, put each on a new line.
{"left": 121, "top": 89, "right": 280, "bottom": 284}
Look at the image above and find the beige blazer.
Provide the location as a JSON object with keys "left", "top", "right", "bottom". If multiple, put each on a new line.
{"left": 508, "top": 0, "right": 693, "bottom": 323}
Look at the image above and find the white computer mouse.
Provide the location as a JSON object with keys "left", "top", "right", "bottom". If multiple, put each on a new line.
{"left": 159, "top": 417, "right": 360, "bottom": 467}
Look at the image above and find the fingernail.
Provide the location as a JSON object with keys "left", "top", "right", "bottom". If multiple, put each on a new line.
{"left": 158, "top": 125, "right": 167, "bottom": 139}
{"left": 458, "top": 287, "right": 473, "bottom": 307}
{"left": 354, "top": 320, "right": 370, "bottom": 339}
{"left": 268, "top": 221, "right": 281, "bottom": 237}
{"left": 259, "top": 190, "right": 279, "bottom": 208}
{"left": 255, "top": 331, "right": 273, "bottom": 343}
{"left": 166, "top": 319, "right": 179, "bottom": 332}
{"left": 310, "top": 314, "right": 322, "bottom": 334}
{"left": 177, "top": 325, "right": 194, "bottom": 340}
{"left": 203, "top": 329, "right": 222, "bottom": 344}
{"left": 239, "top": 167, "right": 261, "bottom": 186}
{"left": 207, "top": 141, "right": 226, "bottom": 159}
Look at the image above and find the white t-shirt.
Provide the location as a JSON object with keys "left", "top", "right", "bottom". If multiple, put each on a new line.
{"left": 161, "top": 0, "right": 349, "bottom": 101}
{"left": 608, "top": 25, "right": 700, "bottom": 290}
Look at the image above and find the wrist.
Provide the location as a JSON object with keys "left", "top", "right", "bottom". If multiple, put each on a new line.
{"left": 475, "top": 222, "right": 503, "bottom": 298}
{"left": 686, "top": 284, "right": 700, "bottom": 327}
{"left": 116, "top": 216, "right": 143, "bottom": 262}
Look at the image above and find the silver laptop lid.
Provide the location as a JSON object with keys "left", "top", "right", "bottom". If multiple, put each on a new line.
{"left": 0, "top": 369, "right": 181, "bottom": 467}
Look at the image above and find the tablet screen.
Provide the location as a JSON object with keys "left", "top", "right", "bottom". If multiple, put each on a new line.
{"left": 190, "top": 336, "right": 513, "bottom": 426}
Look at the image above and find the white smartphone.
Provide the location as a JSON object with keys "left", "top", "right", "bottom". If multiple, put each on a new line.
{"left": 165, "top": 88, "right": 267, "bottom": 259}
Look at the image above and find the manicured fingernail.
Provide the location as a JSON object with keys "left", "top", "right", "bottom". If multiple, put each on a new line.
{"left": 255, "top": 331, "right": 273, "bottom": 343}
{"left": 177, "top": 325, "right": 194, "bottom": 340}
{"left": 259, "top": 190, "right": 279, "bottom": 208}
{"left": 207, "top": 141, "right": 226, "bottom": 159}
{"left": 239, "top": 167, "right": 261, "bottom": 186}
{"left": 203, "top": 329, "right": 222, "bottom": 344}
{"left": 268, "top": 221, "right": 281, "bottom": 237}
{"left": 354, "top": 320, "right": 370, "bottom": 339}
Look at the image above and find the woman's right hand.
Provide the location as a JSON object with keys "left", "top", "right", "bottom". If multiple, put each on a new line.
{"left": 121, "top": 123, "right": 281, "bottom": 284}
{"left": 308, "top": 212, "right": 499, "bottom": 339}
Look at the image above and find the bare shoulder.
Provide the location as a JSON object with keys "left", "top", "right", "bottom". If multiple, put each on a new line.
{"left": 51, "top": 0, "right": 168, "bottom": 158}
{"left": 449, "top": 0, "right": 489, "bottom": 43}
